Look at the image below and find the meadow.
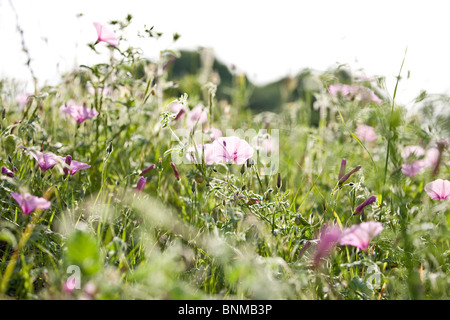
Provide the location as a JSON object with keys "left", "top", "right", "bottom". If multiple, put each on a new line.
{"left": 0, "top": 16, "right": 449, "bottom": 300}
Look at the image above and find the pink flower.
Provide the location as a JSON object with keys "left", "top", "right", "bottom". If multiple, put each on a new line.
{"left": 206, "top": 127, "right": 222, "bottom": 141}
{"left": 313, "top": 224, "right": 342, "bottom": 267}
{"left": 93, "top": 22, "right": 119, "bottom": 47}
{"left": 63, "top": 277, "right": 77, "bottom": 293}
{"left": 328, "top": 84, "right": 381, "bottom": 104}
{"left": 253, "top": 135, "right": 278, "bottom": 154}
{"left": 136, "top": 176, "right": 147, "bottom": 193}
{"left": 187, "top": 104, "right": 208, "bottom": 127}
{"left": 186, "top": 144, "right": 216, "bottom": 165}
{"left": 400, "top": 145, "right": 438, "bottom": 177}
{"left": 10, "top": 192, "right": 51, "bottom": 215}
{"left": 356, "top": 125, "right": 377, "bottom": 142}
{"left": 423, "top": 148, "right": 440, "bottom": 168}
{"left": 16, "top": 93, "right": 32, "bottom": 106}
{"left": 56, "top": 156, "right": 91, "bottom": 176}
{"left": 401, "top": 145, "right": 425, "bottom": 159}
{"left": 424, "top": 179, "right": 450, "bottom": 200}
{"left": 60, "top": 100, "right": 99, "bottom": 123}
{"left": 168, "top": 100, "right": 187, "bottom": 121}
{"left": 339, "top": 221, "right": 383, "bottom": 250}
{"left": 168, "top": 100, "right": 186, "bottom": 115}
{"left": 186, "top": 104, "right": 208, "bottom": 127}
{"left": 212, "top": 136, "right": 254, "bottom": 165}
{"left": 401, "top": 162, "right": 425, "bottom": 177}
{"left": 29, "top": 150, "right": 59, "bottom": 171}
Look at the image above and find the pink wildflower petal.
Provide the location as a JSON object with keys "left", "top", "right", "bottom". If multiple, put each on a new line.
{"left": 168, "top": 100, "right": 186, "bottom": 115}
{"left": 56, "top": 156, "right": 91, "bottom": 175}
{"left": 63, "top": 278, "right": 77, "bottom": 293}
{"left": 69, "top": 160, "right": 91, "bottom": 175}
{"left": 401, "top": 145, "right": 426, "bottom": 159}
{"left": 328, "top": 84, "right": 381, "bottom": 104}
{"left": 423, "top": 148, "right": 440, "bottom": 168}
{"left": 93, "top": 22, "right": 119, "bottom": 47}
{"left": 16, "top": 93, "right": 32, "bottom": 106}
{"left": 313, "top": 224, "right": 342, "bottom": 267}
{"left": 424, "top": 179, "right": 450, "bottom": 200}
{"left": 401, "top": 161, "right": 425, "bottom": 177}
{"left": 339, "top": 221, "right": 383, "bottom": 250}
{"left": 60, "top": 101, "right": 99, "bottom": 123}
{"left": 30, "top": 150, "right": 59, "bottom": 171}
{"left": 11, "top": 192, "right": 51, "bottom": 215}
{"left": 207, "top": 127, "right": 222, "bottom": 141}
{"left": 186, "top": 104, "right": 208, "bottom": 127}
{"left": 212, "top": 136, "right": 254, "bottom": 165}
{"left": 356, "top": 125, "right": 377, "bottom": 142}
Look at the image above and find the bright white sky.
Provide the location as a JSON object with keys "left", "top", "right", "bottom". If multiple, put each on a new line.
{"left": 1, "top": 0, "right": 450, "bottom": 106}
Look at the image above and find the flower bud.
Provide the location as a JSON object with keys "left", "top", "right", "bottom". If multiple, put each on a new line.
{"left": 338, "top": 158, "right": 347, "bottom": 180}
{"left": 142, "top": 164, "right": 156, "bottom": 175}
{"left": 277, "top": 172, "right": 282, "bottom": 189}
{"left": 170, "top": 162, "right": 180, "bottom": 180}
{"left": 63, "top": 155, "right": 72, "bottom": 176}
{"left": 338, "top": 165, "right": 361, "bottom": 185}
{"left": 136, "top": 176, "right": 147, "bottom": 193}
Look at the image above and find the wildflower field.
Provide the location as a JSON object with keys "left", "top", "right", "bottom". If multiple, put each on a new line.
{"left": 0, "top": 16, "right": 449, "bottom": 301}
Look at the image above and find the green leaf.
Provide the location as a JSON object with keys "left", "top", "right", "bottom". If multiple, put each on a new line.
{"left": 64, "top": 230, "right": 103, "bottom": 276}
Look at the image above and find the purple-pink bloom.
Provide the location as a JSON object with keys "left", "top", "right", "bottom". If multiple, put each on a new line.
{"left": 313, "top": 224, "right": 342, "bottom": 267}
{"left": 206, "top": 127, "right": 222, "bottom": 141}
{"left": 186, "top": 104, "right": 208, "bottom": 127}
{"left": 424, "top": 179, "right": 450, "bottom": 200}
{"left": 10, "top": 192, "right": 51, "bottom": 215}
{"left": 356, "top": 125, "right": 377, "bottom": 142}
{"left": 93, "top": 22, "right": 119, "bottom": 47}
{"left": 56, "top": 156, "right": 91, "bottom": 175}
{"left": 168, "top": 100, "right": 186, "bottom": 115}
{"left": 339, "top": 221, "right": 383, "bottom": 250}
{"left": 60, "top": 100, "right": 99, "bottom": 123}
{"left": 401, "top": 162, "right": 426, "bottom": 178}
{"left": 136, "top": 176, "right": 147, "bottom": 193}
{"left": 212, "top": 136, "right": 254, "bottom": 165}
{"left": 16, "top": 93, "right": 32, "bottom": 106}
{"left": 423, "top": 148, "right": 440, "bottom": 168}
{"left": 328, "top": 84, "right": 382, "bottom": 104}
{"left": 253, "top": 135, "right": 278, "bottom": 154}
{"left": 1, "top": 166, "right": 15, "bottom": 178}
{"left": 63, "top": 277, "right": 77, "bottom": 294}
{"left": 401, "top": 145, "right": 425, "bottom": 159}
{"left": 355, "top": 195, "right": 377, "bottom": 213}
{"left": 29, "top": 150, "right": 59, "bottom": 171}
{"left": 400, "top": 145, "right": 438, "bottom": 177}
